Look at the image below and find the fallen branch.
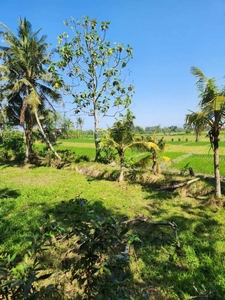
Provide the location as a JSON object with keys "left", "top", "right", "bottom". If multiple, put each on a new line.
{"left": 157, "top": 177, "right": 200, "bottom": 191}
{"left": 123, "top": 216, "right": 181, "bottom": 248}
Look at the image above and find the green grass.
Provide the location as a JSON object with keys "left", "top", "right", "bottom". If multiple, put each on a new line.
{"left": 1, "top": 162, "right": 225, "bottom": 298}
{"left": 165, "top": 153, "right": 225, "bottom": 176}
{"left": 2, "top": 134, "right": 225, "bottom": 298}
{"left": 35, "top": 142, "right": 96, "bottom": 159}
{"left": 0, "top": 165, "right": 148, "bottom": 253}
{"left": 58, "top": 137, "right": 95, "bottom": 143}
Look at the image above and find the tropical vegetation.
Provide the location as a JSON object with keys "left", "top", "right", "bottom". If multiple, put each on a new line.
{"left": 0, "top": 18, "right": 62, "bottom": 162}
{"left": 185, "top": 67, "right": 225, "bottom": 199}
{"left": 0, "top": 16, "right": 225, "bottom": 300}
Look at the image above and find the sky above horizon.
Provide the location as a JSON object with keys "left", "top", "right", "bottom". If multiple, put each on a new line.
{"left": 1, "top": 0, "right": 225, "bottom": 130}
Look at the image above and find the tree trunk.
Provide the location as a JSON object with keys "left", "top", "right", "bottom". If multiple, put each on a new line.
{"left": 152, "top": 151, "right": 160, "bottom": 174}
{"left": 195, "top": 133, "right": 199, "bottom": 142}
{"left": 93, "top": 104, "right": 100, "bottom": 161}
{"left": 212, "top": 116, "right": 221, "bottom": 199}
{"left": 21, "top": 96, "right": 33, "bottom": 163}
{"left": 119, "top": 150, "right": 125, "bottom": 182}
{"left": 24, "top": 128, "right": 33, "bottom": 163}
{"left": 214, "top": 139, "right": 221, "bottom": 199}
{"left": 34, "top": 111, "right": 61, "bottom": 160}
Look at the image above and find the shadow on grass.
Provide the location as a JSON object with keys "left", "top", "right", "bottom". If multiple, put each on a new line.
{"left": 129, "top": 178, "right": 225, "bottom": 298}
{"left": 1, "top": 174, "right": 225, "bottom": 299}
{"left": 42, "top": 197, "right": 135, "bottom": 299}
{"left": 0, "top": 193, "right": 136, "bottom": 298}
{"left": 0, "top": 161, "right": 25, "bottom": 169}
{"left": 0, "top": 190, "right": 21, "bottom": 253}
{"left": 0, "top": 188, "right": 21, "bottom": 199}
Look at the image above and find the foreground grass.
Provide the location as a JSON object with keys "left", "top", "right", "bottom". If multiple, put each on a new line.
{"left": 0, "top": 165, "right": 149, "bottom": 253}
{"left": 1, "top": 163, "right": 225, "bottom": 299}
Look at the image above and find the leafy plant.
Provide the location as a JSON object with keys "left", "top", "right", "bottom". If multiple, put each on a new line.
{"left": 98, "top": 145, "right": 117, "bottom": 164}
{"left": 0, "top": 217, "right": 63, "bottom": 299}
{"left": 66, "top": 200, "right": 131, "bottom": 299}
{"left": 102, "top": 111, "right": 159, "bottom": 181}
{"left": 0, "top": 128, "right": 25, "bottom": 161}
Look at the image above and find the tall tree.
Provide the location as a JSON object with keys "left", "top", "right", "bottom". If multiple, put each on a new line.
{"left": 0, "top": 18, "right": 62, "bottom": 161}
{"left": 185, "top": 67, "right": 225, "bottom": 199}
{"left": 55, "top": 16, "right": 134, "bottom": 161}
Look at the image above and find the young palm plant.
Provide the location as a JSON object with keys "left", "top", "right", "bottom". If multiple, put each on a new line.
{"left": 102, "top": 111, "right": 159, "bottom": 182}
{"left": 0, "top": 18, "right": 62, "bottom": 161}
{"left": 186, "top": 67, "right": 225, "bottom": 199}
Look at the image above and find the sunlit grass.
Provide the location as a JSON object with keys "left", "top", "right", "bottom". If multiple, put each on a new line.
{"left": 1, "top": 163, "right": 225, "bottom": 298}
{"left": 167, "top": 154, "right": 225, "bottom": 176}
{"left": 2, "top": 134, "right": 225, "bottom": 298}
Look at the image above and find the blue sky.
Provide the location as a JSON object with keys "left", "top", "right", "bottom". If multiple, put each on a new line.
{"left": 1, "top": 0, "right": 225, "bottom": 130}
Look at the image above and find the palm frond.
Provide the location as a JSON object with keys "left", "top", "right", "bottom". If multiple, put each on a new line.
{"left": 133, "top": 154, "right": 152, "bottom": 168}
{"left": 190, "top": 66, "right": 207, "bottom": 94}
{"left": 37, "top": 83, "right": 63, "bottom": 104}
{"left": 101, "top": 137, "right": 119, "bottom": 149}
{"left": 190, "top": 67, "right": 218, "bottom": 107}
{"left": 212, "top": 95, "right": 225, "bottom": 111}
{"left": 0, "top": 22, "right": 16, "bottom": 39}
{"left": 124, "top": 141, "right": 159, "bottom": 152}
{"left": 26, "top": 88, "right": 41, "bottom": 112}
{"left": 1, "top": 17, "right": 64, "bottom": 133}
{"left": 40, "top": 73, "right": 53, "bottom": 82}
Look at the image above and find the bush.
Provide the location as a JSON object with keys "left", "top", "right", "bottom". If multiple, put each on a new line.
{"left": 0, "top": 199, "right": 133, "bottom": 299}
{"left": 0, "top": 129, "right": 25, "bottom": 161}
{"left": 0, "top": 219, "right": 63, "bottom": 299}
{"left": 99, "top": 146, "right": 117, "bottom": 164}
{"left": 75, "top": 155, "right": 90, "bottom": 163}
{"left": 68, "top": 198, "right": 131, "bottom": 299}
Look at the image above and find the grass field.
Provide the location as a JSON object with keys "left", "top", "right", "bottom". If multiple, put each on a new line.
{"left": 1, "top": 133, "right": 225, "bottom": 299}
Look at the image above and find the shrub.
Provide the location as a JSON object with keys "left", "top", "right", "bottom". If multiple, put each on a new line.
{"left": 0, "top": 129, "right": 25, "bottom": 161}
{"left": 75, "top": 155, "right": 90, "bottom": 163}
{"left": 68, "top": 199, "right": 131, "bottom": 299}
{"left": 99, "top": 145, "right": 117, "bottom": 164}
{"left": 0, "top": 219, "right": 63, "bottom": 299}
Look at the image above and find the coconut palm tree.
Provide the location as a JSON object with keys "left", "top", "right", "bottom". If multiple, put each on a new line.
{"left": 185, "top": 110, "right": 206, "bottom": 142}
{"left": 0, "top": 18, "right": 62, "bottom": 161}
{"left": 102, "top": 111, "right": 159, "bottom": 182}
{"left": 76, "top": 117, "right": 84, "bottom": 138}
{"left": 186, "top": 67, "right": 225, "bottom": 199}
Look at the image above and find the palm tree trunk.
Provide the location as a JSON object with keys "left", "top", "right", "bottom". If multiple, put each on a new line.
{"left": 214, "top": 137, "right": 221, "bottom": 199}
{"left": 34, "top": 111, "right": 61, "bottom": 160}
{"left": 152, "top": 151, "right": 158, "bottom": 174}
{"left": 212, "top": 114, "right": 221, "bottom": 199}
{"left": 24, "top": 128, "right": 33, "bottom": 162}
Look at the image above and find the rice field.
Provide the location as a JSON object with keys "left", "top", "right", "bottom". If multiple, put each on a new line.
{"left": 36, "top": 134, "right": 225, "bottom": 176}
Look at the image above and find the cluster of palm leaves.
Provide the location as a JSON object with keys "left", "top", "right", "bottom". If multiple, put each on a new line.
{"left": 0, "top": 18, "right": 63, "bottom": 161}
